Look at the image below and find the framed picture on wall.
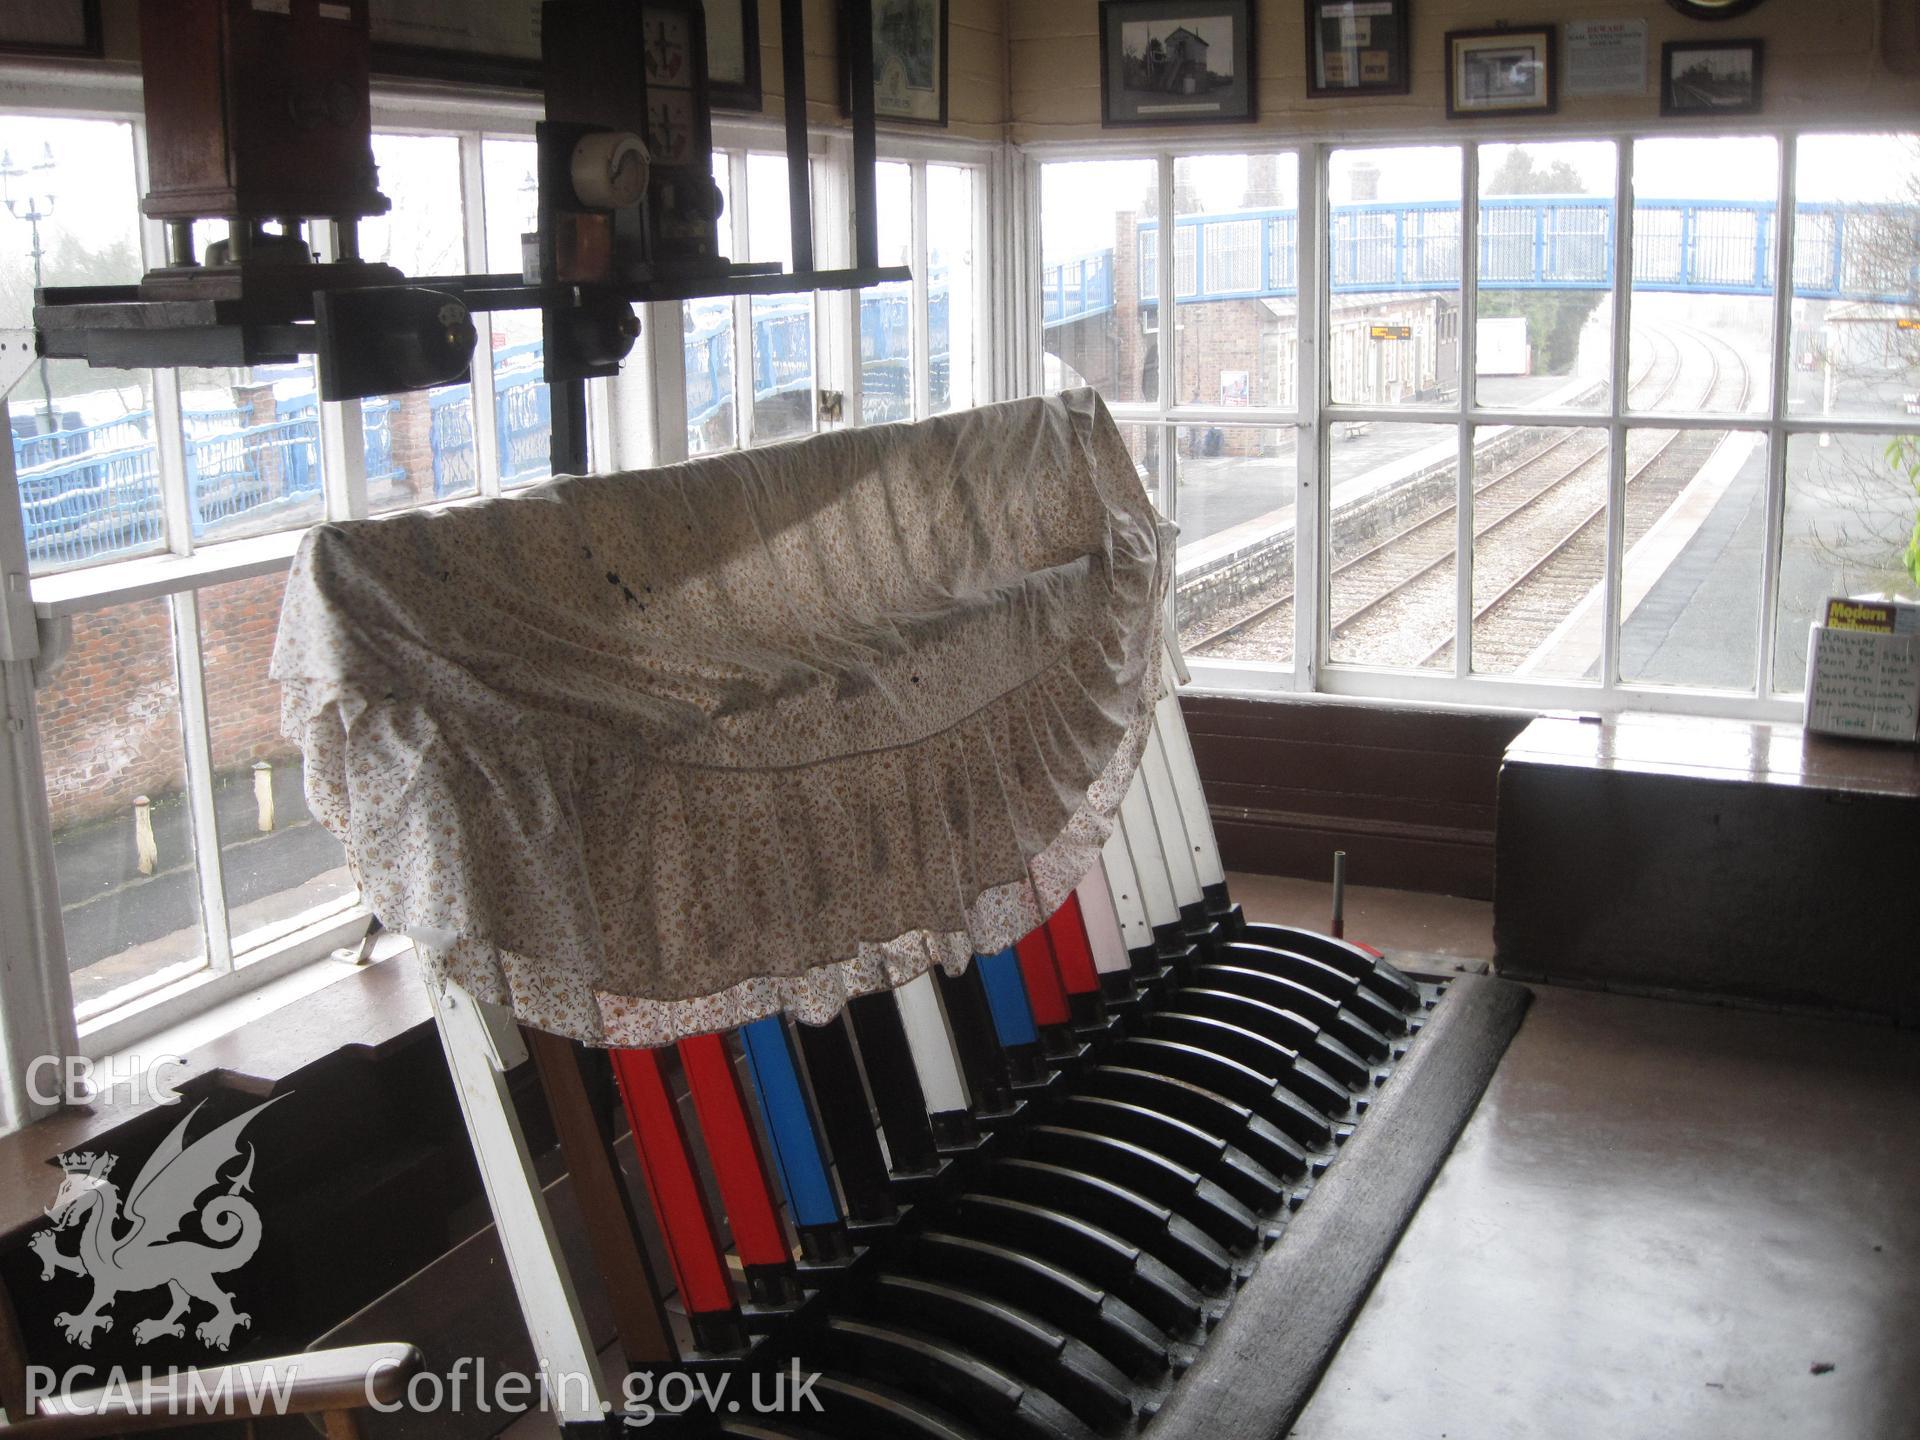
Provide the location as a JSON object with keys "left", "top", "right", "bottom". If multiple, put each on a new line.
{"left": 1445, "top": 25, "right": 1557, "bottom": 118}
{"left": 1100, "top": 0, "right": 1256, "bottom": 127}
{"left": 0, "top": 1, "right": 101, "bottom": 59}
{"left": 371, "top": 0, "right": 544, "bottom": 87}
{"left": 1660, "top": 38, "right": 1763, "bottom": 116}
{"left": 1305, "top": 0, "right": 1410, "bottom": 99}
{"left": 843, "top": 0, "right": 950, "bottom": 127}
{"left": 702, "top": 0, "right": 763, "bottom": 111}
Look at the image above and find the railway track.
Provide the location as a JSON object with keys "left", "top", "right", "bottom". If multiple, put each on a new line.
{"left": 1188, "top": 330, "right": 1681, "bottom": 663}
{"left": 1421, "top": 324, "right": 1753, "bottom": 672}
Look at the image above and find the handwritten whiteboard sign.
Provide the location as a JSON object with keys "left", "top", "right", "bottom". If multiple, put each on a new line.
{"left": 1805, "top": 625, "right": 1920, "bottom": 742}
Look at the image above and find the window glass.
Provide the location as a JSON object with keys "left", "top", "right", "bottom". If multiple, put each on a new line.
{"left": 1173, "top": 425, "right": 1297, "bottom": 667}
{"left": 1772, "top": 432, "right": 1920, "bottom": 693}
{"left": 928, "top": 164, "right": 976, "bottom": 414}
{"left": 363, "top": 134, "right": 477, "bottom": 509}
{"left": 1475, "top": 141, "right": 1616, "bottom": 411}
{"left": 197, "top": 573, "right": 355, "bottom": 955}
{"left": 1325, "top": 421, "right": 1457, "bottom": 667}
{"left": 1117, "top": 422, "right": 1164, "bottom": 513}
{"left": 482, "top": 137, "right": 552, "bottom": 486}
{"left": 1328, "top": 147, "right": 1462, "bottom": 408}
{"left": 687, "top": 153, "right": 737, "bottom": 455}
{"left": 1628, "top": 136, "right": 1773, "bottom": 416}
{"left": 1041, "top": 158, "right": 1159, "bottom": 405}
{"left": 747, "top": 152, "right": 814, "bottom": 443}
{"left": 1788, "top": 134, "right": 1920, "bottom": 423}
{"left": 1617, "top": 426, "right": 1765, "bottom": 692}
{"left": 36, "top": 598, "right": 208, "bottom": 1018}
{"left": 1, "top": 119, "right": 161, "bottom": 572}
{"left": 1172, "top": 153, "right": 1298, "bottom": 410}
{"left": 1467, "top": 424, "right": 1608, "bottom": 678}
{"left": 861, "top": 161, "right": 913, "bottom": 424}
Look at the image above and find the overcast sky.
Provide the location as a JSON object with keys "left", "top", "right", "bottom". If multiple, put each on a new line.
{"left": 0, "top": 114, "right": 1909, "bottom": 321}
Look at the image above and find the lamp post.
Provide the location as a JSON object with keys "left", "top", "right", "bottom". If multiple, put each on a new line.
{"left": 1, "top": 141, "right": 58, "bottom": 426}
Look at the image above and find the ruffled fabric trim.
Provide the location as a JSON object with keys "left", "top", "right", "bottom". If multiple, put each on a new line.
{"left": 274, "top": 389, "right": 1169, "bottom": 1047}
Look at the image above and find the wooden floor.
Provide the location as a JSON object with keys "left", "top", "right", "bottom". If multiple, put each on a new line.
{"left": 1238, "top": 873, "right": 1920, "bottom": 1440}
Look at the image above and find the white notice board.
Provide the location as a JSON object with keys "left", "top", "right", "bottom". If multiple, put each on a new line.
{"left": 1566, "top": 20, "right": 1648, "bottom": 97}
{"left": 1805, "top": 624, "right": 1920, "bottom": 742}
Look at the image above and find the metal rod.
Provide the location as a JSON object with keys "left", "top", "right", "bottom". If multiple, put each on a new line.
{"left": 845, "top": 0, "right": 880, "bottom": 271}
{"left": 550, "top": 376, "right": 590, "bottom": 474}
{"left": 778, "top": 0, "right": 814, "bottom": 274}
{"left": 791, "top": 1012, "right": 897, "bottom": 1225}
{"left": 1331, "top": 849, "right": 1347, "bottom": 939}
{"left": 165, "top": 220, "right": 196, "bottom": 268}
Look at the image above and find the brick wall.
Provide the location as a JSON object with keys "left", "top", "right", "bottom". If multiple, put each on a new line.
{"left": 36, "top": 598, "right": 186, "bottom": 835}
{"left": 36, "top": 571, "right": 295, "bottom": 834}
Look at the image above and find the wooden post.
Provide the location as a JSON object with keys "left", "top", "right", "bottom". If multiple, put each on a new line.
{"left": 523, "top": 1027, "right": 677, "bottom": 1367}
{"left": 428, "top": 973, "right": 607, "bottom": 1425}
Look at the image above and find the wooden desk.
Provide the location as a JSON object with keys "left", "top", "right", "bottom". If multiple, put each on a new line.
{"left": 1494, "top": 712, "right": 1920, "bottom": 1023}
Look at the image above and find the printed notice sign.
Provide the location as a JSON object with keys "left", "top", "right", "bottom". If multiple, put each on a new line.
{"left": 1565, "top": 20, "right": 1647, "bottom": 97}
{"left": 1805, "top": 625, "right": 1920, "bottom": 742}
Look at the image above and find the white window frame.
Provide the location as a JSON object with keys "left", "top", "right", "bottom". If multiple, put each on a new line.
{"left": 659, "top": 119, "right": 999, "bottom": 460}
{"left": 1023, "top": 126, "right": 1920, "bottom": 723}
{"left": 0, "top": 79, "right": 1008, "bottom": 1128}
{"left": 0, "top": 78, "right": 583, "bottom": 1125}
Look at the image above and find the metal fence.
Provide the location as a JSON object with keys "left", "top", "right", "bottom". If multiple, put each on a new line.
{"left": 1039, "top": 197, "right": 1920, "bottom": 325}
{"left": 16, "top": 345, "right": 557, "bottom": 570}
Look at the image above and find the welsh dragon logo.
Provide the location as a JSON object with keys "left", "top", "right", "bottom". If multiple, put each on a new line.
{"left": 30, "top": 1099, "right": 279, "bottom": 1352}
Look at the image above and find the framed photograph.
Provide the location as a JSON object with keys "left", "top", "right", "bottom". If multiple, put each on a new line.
{"left": 1446, "top": 26, "right": 1557, "bottom": 118}
{"left": 1305, "top": 0, "right": 1409, "bottom": 99}
{"left": 371, "top": 0, "right": 544, "bottom": 88}
{"left": 701, "top": 0, "right": 763, "bottom": 112}
{"left": 1660, "top": 39, "right": 1763, "bottom": 116}
{"left": 1100, "top": 0, "right": 1256, "bottom": 127}
{"left": 844, "top": 0, "right": 949, "bottom": 128}
{"left": 0, "top": 1, "right": 101, "bottom": 60}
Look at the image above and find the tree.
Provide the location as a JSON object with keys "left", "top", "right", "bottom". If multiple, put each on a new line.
{"left": 1479, "top": 149, "right": 1605, "bottom": 376}
{"left": 1799, "top": 138, "right": 1920, "bottom": 602}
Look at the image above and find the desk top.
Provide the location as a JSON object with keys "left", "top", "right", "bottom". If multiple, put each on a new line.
{"left": 1503, "top": 711, "right": 1920, "bottom": 801}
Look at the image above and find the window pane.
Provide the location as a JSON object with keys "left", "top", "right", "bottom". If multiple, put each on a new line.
{"left": 1619, "top": 427, "right": 1764, "bottom": 692}
{"left": 1118, "top": 421, "right": 1164, "bottom": 512}
{"left": 1326, "top": 421, "right": 1457, "bottom": 668}
{"left": 17, "top": 360, "right": 163, "bottom": 572}
{"left": 1173, "top": 425, "right": 1297, "bottom": 667}
{"left": 928, "top": 164, "right": 976, "bottom": 414}
{"left": 483, "top": 137, "right": 552, "bottom": 487}
{"left": 1329, "top": 147, "right": 1462, "bottom": 407}
{"left": 1788, "top": 134, "right": 1920, "bottom": 423}
{"left": 748, "top": 153, "right": 814, "bottom": 443}
{"left": 199, "top": 573, "right": 356, "bottom": 954}
{"left": 1468, "top": 424, "right": 1608, "bottom": 678}
{"left": 363, "top": 135, "right": 476, "bottom": 509}
{"left": 1772, "top": 432, "right": 1920, "bottom": 693}
{"left": 0, "top": 119, "right": 159, "bottom": 572}
{"left": 861, "top": 161, "right": 913, "bottom": 424}
{"left": 687, "top": 154, "right": 736, "bottom": 455}
{"left": 182, "top": 356, "right": 326, "bottom": 544}
{"left": 37, "top": 598, "right": 208, "bottom": 1016}
{"left": 1628, "top": 136, "right": 1773, "bottom": 416}
{"left": 1041, "top": 158, "right": 1159, "bottom": 405}
{"left": 1172, "top": 153, "right": 1298, "bottom": 410}
{"left": 1476, "top": 141, "right": 1616, "bottom": 411}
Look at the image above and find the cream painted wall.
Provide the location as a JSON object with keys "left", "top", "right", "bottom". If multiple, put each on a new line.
{"left": 1011, "top": 0, "right": 1918, "bottom": 144}
{"left": 744, "top": 0, "right": 1008, "bottom": 141}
